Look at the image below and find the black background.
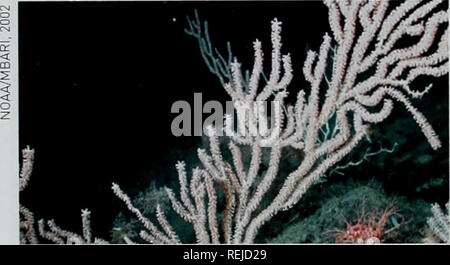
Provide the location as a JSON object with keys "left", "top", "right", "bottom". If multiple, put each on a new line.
{"left": 19, "top": 1, "right": 329, "bottom": 239}
{"left": 6, "top": 244, "right": 450, "bottom": 264}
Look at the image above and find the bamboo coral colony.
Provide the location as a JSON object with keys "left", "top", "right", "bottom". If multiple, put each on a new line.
{"left": 111, "top": 0, "right": 449, "bottom": 244}
{"left": 17, "top": 0, "right": 448, "bottom": 245}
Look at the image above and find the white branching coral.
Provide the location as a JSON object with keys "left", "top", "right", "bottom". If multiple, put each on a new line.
{"left": 427, "top": 202, "right": 450, "bottom": 243}
{"left": 19, "top": 146, "right": 38, "bottom": 244}
{"left": 19, "top": 146, "right": 39, "bottom": 244}
{"left": 19, "top": 147, "right": 108, "bottom": 244}
{"left": 114, "top": 0, "right": 448, "bottom": 244}
{"left": 37, "top": 209, "right": 109, "bottom": 244}
{"left": 20, "top": 205, "right": 38, "bottom": 244}
{"left": 19, "top": 146, "right": 34, "bottom": 192}
{"left": 112, "top": 182, "right": 181, "bottom": 244}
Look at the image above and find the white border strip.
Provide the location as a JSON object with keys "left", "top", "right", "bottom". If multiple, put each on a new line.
{"left": 0, "top": 0, "right": 18, "bottom": 245}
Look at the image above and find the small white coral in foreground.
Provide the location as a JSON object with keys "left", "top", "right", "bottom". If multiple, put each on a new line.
{"left": 38, "top": 208, "right": 109, "bottom": 244}
{"left": 427, "top": 202, "right": 450, "bottom": 243}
